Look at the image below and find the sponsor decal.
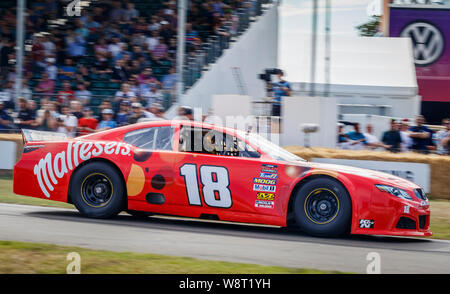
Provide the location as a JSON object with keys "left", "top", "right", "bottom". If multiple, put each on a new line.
{"left": 260, "top": 164, "right": 277, "bottom": 173}
{"left": 256, "top": 192, "right": 275, "bottom": 201}
{"left": 359, "top": 219, "right": 375, "bottom": 229}
{"left": 403, "top": 205, "right": 410, "bottom": 214}
{"left": 253, "top": 178, "right": 276, "bottom": 185}
{"left": 34, "top": 141, "right": 131, "bottom": 198}
{"left": 255, "top": 200, "right": 274, "bottom": 209}
{"left": 259, "top": 172, "right": 277, "bottom": 179}
{"left": 253, "top": 184, "right": 276, "bottom": 192}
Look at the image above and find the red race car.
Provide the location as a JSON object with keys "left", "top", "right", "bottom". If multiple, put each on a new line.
{"left": 13, "top": 120, "right": 431, "bottom": 237}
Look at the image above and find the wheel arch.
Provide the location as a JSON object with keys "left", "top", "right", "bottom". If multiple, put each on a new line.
{"left": 67, "top": 157, "right": 128, "bottom": 209}
{"left": 286, "top": 174, "right": 355, "bottom": 227}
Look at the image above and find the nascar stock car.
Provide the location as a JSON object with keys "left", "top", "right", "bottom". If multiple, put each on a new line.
{"left": 13, "top": 120, "right": 431, "bottom": 237}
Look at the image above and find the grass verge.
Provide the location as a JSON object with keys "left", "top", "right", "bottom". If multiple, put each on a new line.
{"left": 1, "top": 177, "right": 449, "bottom": 240}
{"left": 0, "top": 240, "right": 346, "bottom": 274}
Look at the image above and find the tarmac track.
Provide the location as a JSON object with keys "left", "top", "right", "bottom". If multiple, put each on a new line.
{"left": 0, "top": 203, "right": 449, "bottom": 274}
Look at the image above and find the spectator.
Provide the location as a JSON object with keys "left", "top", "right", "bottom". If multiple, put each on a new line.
{"left": 35, "top": 72, "right": 55, "bottom": 96}
{"left": 114, "top": 82, "right": 136, "bottom": 110}
{"left": 409, "top": 115, "right": 435, "bottom": 154}
{"left": 151, "top": 37, "right": 169, "bottom": 65}
{"left": 74, "top": 83, "right": 92, "bottom": 105}
{"left": 381, "top": 119, "right": 402, "bottom": 152}
{"left": 36, "top": 109, "right": 56, "bottom": 132}
{"left": 74, "top": 65, "right": 91, "bottom": 88}
{"left": 58, "top": 58, "right": 77, "bottom": 81}
{"left": 364, "top": 124, "right": 391, "bottom": 150}
{"left": 162, "top": 67, "right": 177, "bottom": 91}
{"left": 57, "top": 80, "right": 75, "bottom": 105}
{"left": 1, "top": 39, "right": 13, "bottom": 76}
{"left": 77, "top": 107, "right": 98, "bottom": 136}
{"left": 399, "top": 118, "right": 413, "bottom": 152}
{"left": 149, "top": 103, "right": 166, "bottom": 120}
{"left": 143, "top": 84, "right": 163, "bottom": 107}
{"left": 92, "top": 52, "right": 112, "bottom": 77}
{"left": 70, "top": 100, "right": 84, "bottom": 119}
{"left": 66, "top": 30, "right": 87, "bottom": 59}
{"left": 124, "top": 3, "right": 139, "bottom": 21}
{"left": 16, "top": 98, "right": 36, "bottom": 130}
{"left": 434, "top": 118, "right": 450, "bottom": 155}
{"left": 0, "top": 81, "right": 15, "bottom": 109}
{"left": 56, "top": 105, "right": 78, "bottom": 137}
{"left": 146, "top": 30, "right": 160, "bottom": 52}
{"left": 271, "top": 70, "right": 291, "bottom": 117}
{"left": 0, "top": 100, "right": 13, "bottom": 131}
{"left": 116, "top": 100, "right": 131, "bottom": 126}
{"left": 97, "top": 108, "right": 117, "bottom": 131}
{"left": 127, "top": 102, "right": 146, "bottom": 124}
{"left": 174, "top": 106, "right": 194, "bottom": 121}
{"left": 138, "top": 67, "right": 161, "bottom": 88}
{"left": 108, "top": 36, "right": 122, "bottom": 59}
{"left": 44, "top": 58, "right": 58, "bottom": 80}
{"left": 41, "top": 34, "right": 56, "bottom": 58}
{"left": 111, "top": 59, "right": 129, "bottom": 82}
{"left": 31, "top": 35, "right": 46, "bottom": 72}
{"left": 19, "top": 79, "right": 33, "bottom": 101}
{"left": 337, "top": 124, "right": 350, "bottom": 148}
{"left": 345, "top": 123, "right": 367, "bottom": 150}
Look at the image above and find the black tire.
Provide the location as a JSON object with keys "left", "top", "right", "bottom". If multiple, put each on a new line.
{"left": 70, "top": 162, "right": 125, "bottom": 219}
{"left": 293, "top": 177, "right": 352, "bottom": 237}
{"left": 126, "top": 210, "right": 153, "bottom": 218}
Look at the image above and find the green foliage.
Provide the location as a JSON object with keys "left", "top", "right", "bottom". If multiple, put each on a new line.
{"left": 356, "top": 16, "right": 381, "bottom": 37}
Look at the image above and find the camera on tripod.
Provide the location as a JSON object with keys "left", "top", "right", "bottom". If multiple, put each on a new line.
{"left": 258, "top": 68, "right": 282, "bottom": 83}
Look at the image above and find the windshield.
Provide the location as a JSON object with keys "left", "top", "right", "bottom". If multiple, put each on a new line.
{"left": 242, "top": 132, "right": 306, "bottom": 162}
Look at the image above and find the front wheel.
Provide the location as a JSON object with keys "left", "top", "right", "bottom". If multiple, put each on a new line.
{"left": 70, "top": 162, "right": 125, "bottom": 219}
{"left": 293, "top": 177, "right": 352, "bottom": 237}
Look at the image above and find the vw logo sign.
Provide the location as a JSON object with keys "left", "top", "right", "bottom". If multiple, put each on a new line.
{"left": 401, "top": 22, "right": 444, "bottom": 66}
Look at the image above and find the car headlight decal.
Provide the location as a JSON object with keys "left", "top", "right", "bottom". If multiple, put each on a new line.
{"left": 375, "top": 184, "right": 412, "bottom": 200}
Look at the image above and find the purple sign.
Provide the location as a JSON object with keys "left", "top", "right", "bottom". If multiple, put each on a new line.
{"left": 390, "top": 6, "right": 450, "bottom": 102}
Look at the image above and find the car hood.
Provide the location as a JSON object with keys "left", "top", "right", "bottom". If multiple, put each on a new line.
{"left": 289, "top": 160, "right": 420, "bottom": 190}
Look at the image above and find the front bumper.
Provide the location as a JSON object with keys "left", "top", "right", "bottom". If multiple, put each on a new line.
{"left": 351, "top": 187, "right": 432, "bottom": 237}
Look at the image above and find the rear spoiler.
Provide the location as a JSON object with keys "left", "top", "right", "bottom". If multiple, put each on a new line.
{"left": 22, "top": 129, "right": 68, "bottom": 144}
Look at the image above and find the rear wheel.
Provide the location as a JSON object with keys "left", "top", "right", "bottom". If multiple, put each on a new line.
{"left": 293, "top": 177, "right": 352, "bottom": 237}
{"left": 70, "top": 162, "right": 125, "bottom": 219}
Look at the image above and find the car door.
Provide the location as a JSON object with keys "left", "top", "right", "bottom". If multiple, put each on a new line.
{"left": 122, "top": 125, "right": 181, "bottom": 211}
{"left": 170, "top": 124, "right": 280, "bottom": 222}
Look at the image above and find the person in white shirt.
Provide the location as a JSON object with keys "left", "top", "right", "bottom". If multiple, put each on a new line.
{"left": 399, "top": 119, "right": 413, "bottom": 152}
{"left": 56, "top": 105, "right": 78, "bottom": 137}
{"left": 363, "top": 124, "right": 391, "bottom": 150}
{"left": 45, "top": 58, "right": 58, "bottom": 80}
{"left": 146, "top": 30, "right": 160, "bottom": 51}
{"left": 108, "top": 37, "right": 122, "bottom": 59}
{"left": 434, "top": 118, "right": 450, "bottom": 155}
{"left": 142, "top": 85, "right": 163, "bottom": 107}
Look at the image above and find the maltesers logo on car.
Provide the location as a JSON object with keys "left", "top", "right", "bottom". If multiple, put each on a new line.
{"left": 33, "top": 141, "right": 131, "bottom": 198}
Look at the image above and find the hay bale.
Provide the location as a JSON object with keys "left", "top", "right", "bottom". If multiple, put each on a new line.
{"left": 285, "top": 146, "right": 450, "bottom": 200}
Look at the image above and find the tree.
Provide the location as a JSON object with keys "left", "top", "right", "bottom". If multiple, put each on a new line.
{"left": 356, "top": 16, "right": 381, "bottom": 37}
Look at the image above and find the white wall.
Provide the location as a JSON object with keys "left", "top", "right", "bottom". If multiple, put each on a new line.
{"left": 281, "top": 96, "right": 337, "bottom": 148}
{"left": 181, "top": 3, "right": 279, "bottom": 111}
{"left": 0, "top": 141, "right": 16, "bottom": 170}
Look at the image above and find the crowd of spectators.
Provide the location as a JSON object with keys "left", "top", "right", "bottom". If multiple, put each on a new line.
{"left": 338, "top": 115, "right": 450, "bottom": 155}
{"left": 0, "top": 0, "right": 256, "bottom": 135}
